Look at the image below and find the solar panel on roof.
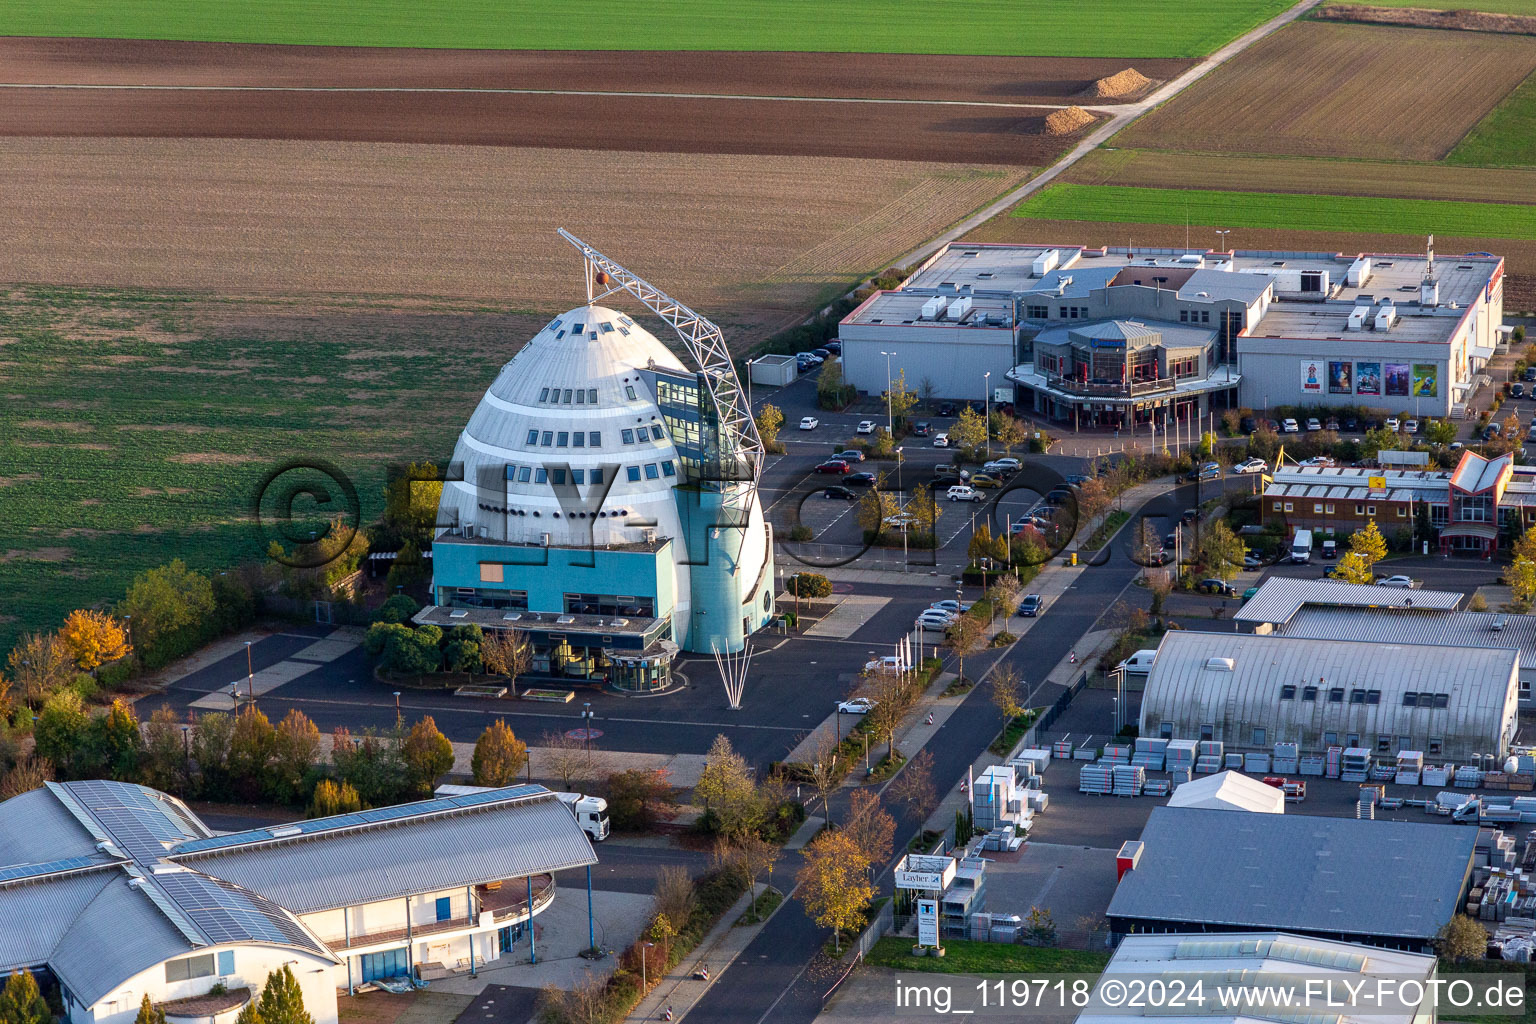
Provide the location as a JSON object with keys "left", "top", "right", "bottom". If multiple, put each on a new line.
{"left": 0, "top": 854, "right": 115, "bottom": 885}
{"left": 152, "top": 871, "right": 326, "bottom": 955}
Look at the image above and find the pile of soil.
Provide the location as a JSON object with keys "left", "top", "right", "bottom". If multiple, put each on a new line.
{"left": 1317, "top": 4, "right": 1536, "bottom": 36}
{"left": 1087, "top": 67, "right": 1152, "bottom": 99}
{"left": 1044, "top": 106, "right": 1096, "bottom": 136}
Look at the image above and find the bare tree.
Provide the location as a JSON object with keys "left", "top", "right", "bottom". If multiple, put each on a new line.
{"left": 736, "top": 833, "right": 782, "bottom": 920}
{"left": 990, "top": 664, "right": 1025, "bottom": 733}
{"left": 947, "top": 613, "right": 987, "bottom": 683}
{"left": 481, "top": 628, "right": 531, "bottom": 684}
{"left": 653, "top": 864, "right": 695, "bottom": 935}
{"left": 986, "top": 575, "right": 1022, "bottom": 623}
{"left": 888, "top": 748, "right": 938, "bottom": 824}
{"left": 800, "top": 729, "right": 843, "bottom": 827}
{"left": 539, "top": 973, "right": 608, "bottom": 1024}
{"left": 844, "top": 789, "right": 895, "bottom": 869}
{"left": 539, "top": 729, "right": 591, "bottom": 790}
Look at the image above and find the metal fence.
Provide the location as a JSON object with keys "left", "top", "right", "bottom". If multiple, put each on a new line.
{"left": 822, "top": 899, "right": 895, "bottom": 1007}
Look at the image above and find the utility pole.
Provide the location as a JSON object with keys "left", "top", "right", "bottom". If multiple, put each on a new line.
{"left": 881, "top": 350, "right": 897, "bottom": 436}
{"left": 984, "top": 371, "right": 992, "bottom": 458}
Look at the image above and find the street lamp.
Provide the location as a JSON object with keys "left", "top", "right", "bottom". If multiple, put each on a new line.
{"left": 880, "top": 350, "right": 897, "bottom": 436}
{"left": 983, "top": 371, "right": 992, "bottom": 458}
{"left": 393, "top": 691, "right": 402, "bottom": 723}
{"left": 1216, "top": 228, "right": 1230, "bottom": 253}
{"left": 244, "top": 641, "right": 254, "bottom": 701}
{"left": 583, "top": 702, "right": 594, "bottom": 765}
{"left": 642, "top": 941, "right": 654, "bottom": 989}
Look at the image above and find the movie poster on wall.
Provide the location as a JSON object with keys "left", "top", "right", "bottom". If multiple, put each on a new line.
{"left": 1385, "top": 363, "right": 1410, "bottom": 397}
{"left": 1355, "top": 362, "right": 1381, "bottom": 396}
{"left": 1328, "top": 361, "right": 1352, "bottom": 394}
{"left": 1301, "top": 360, "right": 1323, "bottom": 393}
{"left": 1412, "top": 364, "right": 1438, "bottom": 398}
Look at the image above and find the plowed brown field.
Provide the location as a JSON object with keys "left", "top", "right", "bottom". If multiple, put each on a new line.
{"left": 1117, "top": 21, "right": 1536, "bottom": 160}
{"left": 0, "top": 37, "right": 1195, "bottom": 104}
{"left": 965, "top": 215, "right": 1536, "bottom": 310}
{"left": 0, "top": 137, "right": 1030, "bottom": 346}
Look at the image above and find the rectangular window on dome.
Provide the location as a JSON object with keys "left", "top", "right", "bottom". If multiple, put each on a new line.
{"left": 600, "top": 322, "right": 614, "bottom": 333}
{"left": 590, "top": 432, "right": 601, "bottom": 446}
{"left": 538, "top": 388, "right": 550, "bottom": 402}
{"left": 527, "top": 429, "right": 538, "bottom": 445}
{"left": 621, "top": 429, "right": 634, "bottom": 444}
{"left": 549, "top": 385, "right": 560, "bottom": 402}
{"left": 557, "top": 432, "right": 568, "bottom": 447}
{"left": 661, "top": 461, "right": 675, "bottom": 477}
{"left": 564, "top": 389, "right": 573, "bottom": 403}
{"left": 588, "top": 389, "right": 598, "bottom": 404}
{"left": 651, "top": 426, "right": 666, "bottom": 441}
{"left": 541, "top": 431, "right": 553, "bottom": 446}
{"left": 571, "top": 323, "right": 584, "bottom": 333}
{"left": 572, "top": 470, "right": 584, "bottom": 484}
{"left": 626, "top": 386, "right": 638, "bottom": 401}
{"left": 627, "top": 466, "right": 641, "bottom": 482}
{"left": 645, "top": 463, "right": 659, "bottom": 479}
{"left": 573, "top": 432, "right": 585, "bottom": 448}
{"left": 517, "top": 467, "right": 531, "bottom": 482}
{"left": 590, "top": 468, "right": 603, "bottom": 484}
{"left": 551, "top": 469, "right": 566, "bottom": 485}
{"left": 576, "top": 390, "right": 585, "bottom": 405}
{"left": 535, "top": 469, "right": 547, "bottom": 483}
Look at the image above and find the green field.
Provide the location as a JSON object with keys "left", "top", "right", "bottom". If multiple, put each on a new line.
{"left": 0, "top": 288, "right": 543, "bottom": 655}
{"left": 1449, "top": 71, "right": 1536, "bottom": 168}
{"left": 1011, "top": 184, "right": 1536, "bottom": 239}
{"left": 0, "top": 0, "right": 1295, "bottom": 57}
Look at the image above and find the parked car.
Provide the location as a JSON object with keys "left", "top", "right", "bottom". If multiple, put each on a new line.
{"left": 1321, "top": 539, "right": 1337, "bottom": 559}
{"left": 1242, "top": 586, "right": 1260, "bottom": 601}
{"left": 856, "top": 420, "right": 876, "bottom": 435}
{"left": 1196, "top": 462, "right": 1221, "bottom": 481}
{"left": 1483, "top": 424, "right": 1501, "bottom": 441}
{"left": 1242, "top": 553, "right": 1263, "bottom": 570}
{"left": 1514, "top": 384, "right": 1527, "bottom": 399}
{"left": 937, "top": 402, "right": 957, "bottom": 417}
{"left": 1164, "top": 531, "right": 1179, "bottom": 548}
{"left": 1282, "top": 418, "right": 1300, "bottom": 433}
{"left": 1404, "top": 419, "right": 1419, "bottom": 434}
{"left": 1306, "top": 418, "right": 1322, "bottom": 432}
{"left": 1299, "top": 456, "right": 1335, "bottom": 467}
{"left": 837, "top": 697, "right": 877, "bottom": 715}
{"left": 1526, "top": 366, "right": 1536, "bottom": 383}
{"left": 969, "top": 472, "right": 1004, "bottom": 488}
{"left": 1265, "top": 419, "right": 1280, "bottom": 433}
{"left": 834, "top": 449, "right": 865, "bottom": 462}
{"left": 1325, "top": 418, "right": 1340, "bottom": 431}
{"left": 1343, "top": 416, "right": 1359, "bottom": 431}
{"left": 1197, "top": 578, "right": 1237, "bottom": 597}
{"left": 864, "top": 655, "right": 908, "bottom": 674}
{"left": 814, "top": 459, "right": 849, "bottom": 474}
{"left": 929, "top": 599, "right": 973, "bottom": 615}
{"left": 1376, "top": 575, "right": 1421, "bottom": 588}
{"left": 915, "top": 611, "right": 955, "bottom": 631}
{"left": 822, "top": 485, "right": 856, "bottom": 500}
{"left": 799, "top": 416, "right": 819, "bottom": 430}
{"left": 824, "top": 341, "right": 841, "bottom": 354}
{"left": 1144, "top": 548, "right": 1171, "bottom": 565}
{"left": 1240, "top": 416, "right": 1257, "bottom": 433}
{"left": 1234, "top": 457, "right": 1267, "bottom": 474}
{"left": 947, "top": 485, "right": 984, "bottom": 502}
{"left": 812, "top": 347, "right": 830, "bottom": 359}
{"left": 990, "top": 457, "right": 1021, "bottom": 471}
{"left": 930, "top": 465, "right": 968, "bottom": 486}
{"left": 982, "top": 461, "right": 1015, "bottom": 477}
{"left": 1180, "top": 509, "right": 1199, "bottom": 525}
{"left": 911, "top": 421, "right": 932, "bottom": 437}
{"left": 1019, "top": 594, "right": 1043, "bottom": 617}
{"left": 933, "top": 433, "right": 950, "bottom": 447}
{"left": 843, "top": 471, "right": 877, "bottom": 486}
{"left": 1385, "top": 418, "right": 1399, "bottom": 432}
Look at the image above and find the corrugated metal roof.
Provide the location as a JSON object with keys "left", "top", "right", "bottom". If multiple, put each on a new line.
{"left": 50, "top": 875, "right": 207, "bottom": 1008}
{"left": 1279, "top": 606, "right": 1536, "bottom": 666}
{"left": 0, "top": 869, "right": 117, "bottom": 975}
{"left": 1139, "top": 631, "right": 1519, "bottom": 761}
{"left": 1235, "top": 578, "right": 1461, "bottom": 627}
{"left": 0, "top": 787, "right": 101, "bottom": 866}
{"left": 1107, "top": 807, "right": 1476, "bottom": 940}
{"left": 170, "top": 790, "right": 596, "bottom": 914}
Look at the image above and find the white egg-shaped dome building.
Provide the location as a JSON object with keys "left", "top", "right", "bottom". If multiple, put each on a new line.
{"left": 420, "top": 241, "right": 774, "bottom": 691}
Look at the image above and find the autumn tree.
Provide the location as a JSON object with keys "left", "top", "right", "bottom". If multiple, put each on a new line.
{"left": 888, "top": 748, "right": 938, "bottom": 823}
{"left": 382, "top": 461, "right": 444, "bottom": 544}
{"left": 258, "top": 966, "right": 314, "bottom": 1024}
{"left": 191, "top": 711, "right": 235, "bottom": 801}
{"left": 800, "top": 730, "right": 843, "bottom": 828}
{"left": 1514, "top": 525, "right": 1536, "bottom": 565}
{"left": 1437, "top": 914, "right": 1488, "bottom": 962}
{"left": 227, "top": 707, "right": 277, "bottom": 799}
{"left": 736, "top": 833, "right": 781, "bottom": 921}
{"left": 117, "top": 559, "right": 215, "bottom": 661}
{"left": 5, "top": 631, "right": 73, "bottom": 706}
{"left": 986, "top": 575, "right": 1022, "bottom": 622}
{"left": 32, "top": 690, "right": 89, "bottom": 778}
{"left": 139, "top": 705, "right": 187, "bottom": 795}
{"left": 0, "top": 970, "right": 51, "bottom": 1024}
{"left": 1508, "top": 558, "right": 1536, "bottom": 609}
{"left": 541, "top": 729, "right": 593, "bottom": 790}
{"left": 605, "top": 768, "right": 677, "bottom": 831}
{"left": 947, "top": 612, "right": 987, "bottom": 682}
{"left": 887, "top": 368, "right": 918, "bottom": 428}
{"left": 270, "top": 709, "right": 322, "bottom": 804}
{"left": 968, "top": 523, "right": 997, "bottom": 564}
{"left": 652, "top": 864, "right": 695, "bottom": 936}
{"left": 695, "top": 734, "right": 763, "bottom": 839}
{"left": 1333, "top": 551, "right": 1376, "bottom": 585}
{"left": 59, "top": 609, "right": 131, "bottom": 671}
{"left": 843, "top": 789, "right": 895, "bottom": 869}
{"left": 1348, "top": 519, "right": 1389, "bottom": 568}
{"left": 950, "top": 405, "right": 988, "bottom": 454}
{"left": 756, "top": 402, "right": 785, "bottom": 451}
{"left": 480, "top": 629, "right": 532, "bottom": 684}
{"left": 995, "top": 417, "right": 1026, "bottom": 457}
{"left": 0, "top": 758, "right": 53, "bottom": 801}
{"left": 991, "top": 664, "right": 1025, "bottom": 733}
{"left": 795, "top": 829, "right": 873, "bottom": 953}
{"left": 402, "top": 716, "right": 455, "bottom": 796}
{"left": 855, "top": 488, "right": 900, "bottom": 538}
{"left": 471, "top": 719, "right": 528, "bottom": 786}
{"left": 134, "top": 993, "right": 166, "bottom": 1024}
{"left": 309, "top": 778, "right": 362, "bottom": 817}
{"left": 1190, "top": 519, "right": 1246, "bottom": 580}
{"left": 1076, "top": 477, "right": 1112, "bottom": 527}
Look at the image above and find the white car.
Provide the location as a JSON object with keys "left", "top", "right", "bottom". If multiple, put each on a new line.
{"left": 1234, "top": 457, "right": 1267, "bottom": 474}
{"left": 933, "top": 433, "right": 950, "bottom": 447}
{"left": 929, "top": 599, "right": 972, "bottom": 615}
{"left": 855, "top": 420, "right": 876, "bottom": 435}
{"left": 1376, "top": 575, "right": 1420, "bottom": 588}
{"left": 837, "top": 697, "right": 877, "bottom": 715}
{"left": 1282, "top": 418, "right": 1299, "bottom": 433}
{"left": 916, "top": 611, "right": 956, "bottom": 631}
{"left": 1385, "top": 418, "right": 1399, "bottom": 432}
{"left": 1404, "top": 419, "right": 1419, "bottom": 434}
{"left": 989, "top": 457, "right": 1021, "bottom": 471}
{"left": 1306, "top": 418, "right": 1322, "bottom": 431}
{"left": 864, "top": 655, "right": 909, "bottom": 674}
{"left": 799, "top": 416, "right": 819, "bottom": 430}
{"left": 1299, "top": 456, "right": 1335, "bottom": 467}
{"left": 947, "top": 485, "right": 983, "bottom": 502}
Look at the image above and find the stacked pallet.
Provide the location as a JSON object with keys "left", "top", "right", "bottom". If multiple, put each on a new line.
{"left": 1423, "top": 764, "right": 1452, "bottom": 787}
{"left": 1113, "top": 764, "right": 1145, "bottom": 797}
{"left": 1052, "top": 740, "right": 1074, "bottom": 759}
{"left": 1396, "top": 750, "right": 1423, "bottom": 787}
{"left": 1132, "top": 737, "right": 1168, "bottom": 771}
{"left": 1340, "top": 748, "right": 1370, "bottom": 783}
{"left": 1370, "top": 763, "right": 1395, "bottom": 782}
{"left": 1272, "top": 743, "right": 1299, "bottom": 774}
{"left": 1298, "top": 755, "right": 1326, "bottom": 777}
{"left": 1195, "top": 740, "right": 1224, "bottom": 774}
{"left": 1143, "top": 778, "right": 1171, "bottom": 797}
{"left": 1224, "top": 753, "right": 1244, "bottom": 770}
{"left": 1102, "top": 743, "right": 1133, "bottom": 765}
{"left": 1169, "top": 767, "right": 1191, "bottom": 787}
{"left": 1325, "top": 746, "right": 1343, "bottom": 779}
{"left": 1245, "top": 752, "right": 1271, "bottom": 774}
{"left": 1457, "top": 766, "right": 1484, "bottom": 789}
{"left": 1079, "top": 763, "right": 1114, "bottom": 795}
{"left": 1166, "top": 740, "right": 1198, "bottom": 773}
{"left": 1487, "top": 772, "right": 1512, "bottom": 791}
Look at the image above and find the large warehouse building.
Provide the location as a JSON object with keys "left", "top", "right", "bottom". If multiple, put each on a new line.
{"left": 1107, "top": 806, "right": 1476, "bottom": 951}
{"left": 418, "top": 234, "right": 775, "bottom": 690}
{"left": 0, "top": 781, "right": 597, "bottom": 1024}
{"left": 836, "top": 242, "right": 1505, "bottom": 422}
{"left": 1137, "top": 630, "right": 1520, "bottom": 760}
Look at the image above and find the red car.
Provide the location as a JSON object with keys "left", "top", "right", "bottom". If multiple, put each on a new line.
{"left": 815, "top": 459, "right": 850, "bottom": 474}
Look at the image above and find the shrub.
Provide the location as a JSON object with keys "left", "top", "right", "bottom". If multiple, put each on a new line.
{"left": 787, "top": 572, "right": 833, "bottom": 598}
{"left": 373, "top": 593, "right": 421, "bottom": 624}
{"left": 605, "top": 768, "right": 678, "bottom": 831}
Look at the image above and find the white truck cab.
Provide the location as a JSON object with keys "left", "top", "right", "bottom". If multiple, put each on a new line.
{"left": 436, "top": 784, "right": 610, "bottom": 841}
{"left": 1117, "top": 649, "right": 1157, "bottom": 676}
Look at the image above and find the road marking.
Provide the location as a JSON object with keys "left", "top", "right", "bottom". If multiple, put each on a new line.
{"left": 0, "top": 82, "right": 1081, "bottom": 110}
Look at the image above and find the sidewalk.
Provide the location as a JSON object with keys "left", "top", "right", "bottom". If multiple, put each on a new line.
{"left": 625, "top": 883, "right": 774, "bottom": 1023}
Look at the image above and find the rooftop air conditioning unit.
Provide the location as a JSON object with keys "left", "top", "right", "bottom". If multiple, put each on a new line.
{"left": 1421, "top": 278, "right": 1440, "bottom": 307}
{"left": 541, "top": 532, "right": 551, "bottom": 547}
{"left": 1347, "top": 308, "right": 1367, "bottom": 332}
{"left": 920, "top": 296, "right": 947, "bottom": 320}
{"left": 948, "top": 296, "right": 973, "bottom": 321}
{"left": 1375, "top": 305, "right": 1397, "bottom": 331}
{"left": 1031, "top": 249, "right": 1059, "bottom": 277}
{"left": 463, "top": 523, "right": 477, "bottom": 539}
{"left": 1348, "top": 256, "right": 1372, "bottom": 287}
